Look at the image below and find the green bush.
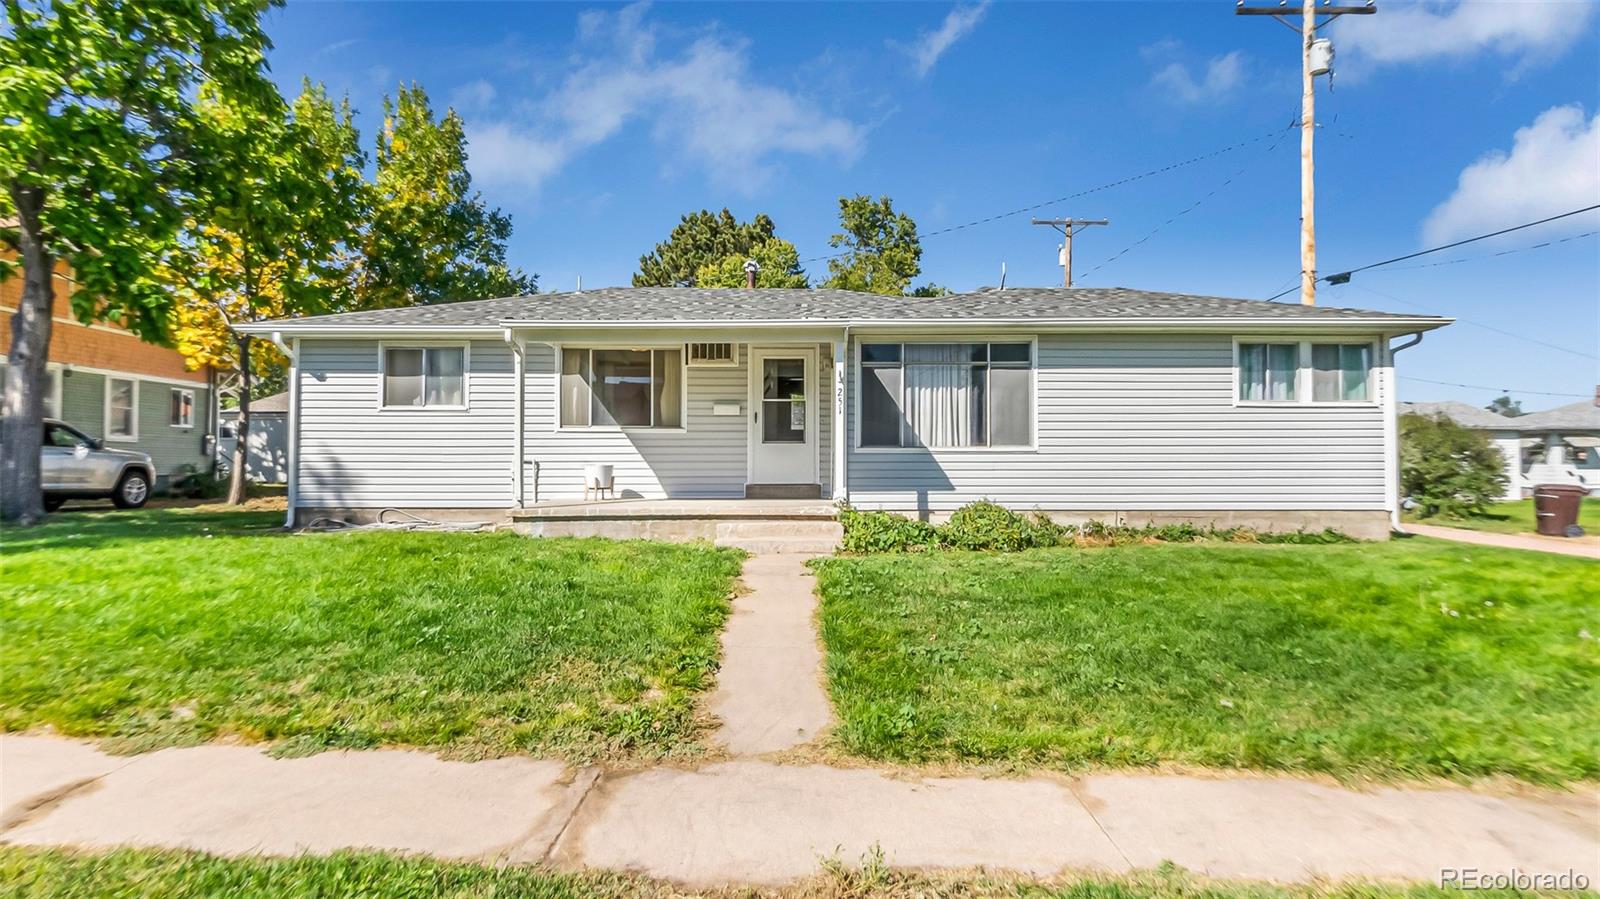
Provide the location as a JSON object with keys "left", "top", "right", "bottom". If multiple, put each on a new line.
{"left": 939, "top": 501, "right": 1065, "bottom": 551}
{"left": 167, "top": 464, "right": 228, "bottom": 499}
{"left": 837, "top": 505, "right": 940, "bottom": 553}
{"left": 838, "top": 502, "right": 1355, "bottom": 554}
{"left": 1399, "top": 412, "right": 1508, "bottom": 518}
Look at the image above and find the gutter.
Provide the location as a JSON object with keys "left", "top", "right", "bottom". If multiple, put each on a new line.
{"left": 1385, "top": 332, "right": 1425, "bottom": 534}
{"left": 270, "top": 331, "right": 299, "bottom": 529}
{"left": 504, "top": 328, "right": 527, "bottom": 508}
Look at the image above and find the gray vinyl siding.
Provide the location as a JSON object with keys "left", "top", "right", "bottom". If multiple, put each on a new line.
{"left": 295, "top": 339, "right": 514, "bottom": 508}
{"left": 523, "top": 342, "right": 753, "bottom": 500}
{"left": 3, "top": 363, "right": 211, "bottom": 483}
{"left": 845, "top": 333, "right": 1389, "bottom": 512}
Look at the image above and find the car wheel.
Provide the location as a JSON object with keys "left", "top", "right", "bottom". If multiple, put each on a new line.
{"left": 43, "top": 496, "right": 64, "bottom": 513}
{"left": 112, "top": 470, "right": 151, "bottom": 509}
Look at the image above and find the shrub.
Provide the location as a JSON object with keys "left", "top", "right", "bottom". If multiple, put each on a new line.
{"left": 167, "top": 464, "right": 228, "bottom": 499}
{"left": 939, "top": 501, "right": 1065, "bottom": 552}
{"left": 1399, "top": 412, "right": 1508, "bottom": 518}
{"left": 837, "top": 504, "right": 940, "bottom": 553}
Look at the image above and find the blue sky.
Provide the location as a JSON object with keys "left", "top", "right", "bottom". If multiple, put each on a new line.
{"left": 264, "top": 1, "right": 1600, "bottom": 408}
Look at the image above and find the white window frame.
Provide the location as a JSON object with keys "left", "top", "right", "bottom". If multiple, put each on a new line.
{"left": 0, "top": 361, "right": 65, "bottom": 419}
{"left": 852, "top": 336, "right": 1038, "bottom": 453}
{"left": 376, "top": 341, "right": 471, "bottom": 411}
{"left": 169, "top": 387, "right": 196, "bottom": 428}
{"left": 553, "top": 343, "right": 689, "bottom": 433}
{"left": 1231, "top": 337, "right": 1380, "bottom": 407}
{"left": 104, "top": 376, "right": 139, "bottom": 442}
{"left": 685, "top": 342, "right": 737, "bottom": 367}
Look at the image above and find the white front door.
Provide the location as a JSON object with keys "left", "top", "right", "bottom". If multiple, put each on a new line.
{"left": 748, "top": 347, "right": 817, "bottom": 485}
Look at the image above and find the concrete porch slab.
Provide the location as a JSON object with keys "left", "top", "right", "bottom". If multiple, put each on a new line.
{"left": 512, "top": 498, "right": 838, "bottom": 521}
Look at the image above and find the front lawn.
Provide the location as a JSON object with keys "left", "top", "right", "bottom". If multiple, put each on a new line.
{"left": 1405, "top": 497, "right": 1599, "bottom": 536}
{"left": 1, "top": 508, "right": 743, "bottom": 762}
{"left": 815, "top": 539, "right": 1599, "bottom": 783}
{"left": 0, "top": 846, "right": 1556, "bottom": 899}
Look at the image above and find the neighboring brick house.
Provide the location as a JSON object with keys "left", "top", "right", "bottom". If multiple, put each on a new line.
{"left": 1, "top": 256, "right": 215, "bottom": 490}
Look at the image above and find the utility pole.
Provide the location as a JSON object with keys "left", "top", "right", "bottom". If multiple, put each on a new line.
{"left": 1031, "top": 218, "right": 1108, "bottom": 287}
{"left": 1236, "top": 0, "right": 1376, "bottom": 306}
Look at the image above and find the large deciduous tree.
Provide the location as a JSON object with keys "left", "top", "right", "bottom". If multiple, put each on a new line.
{"left": 358, "top": 84, "right": 535, "bottom": 308}
{"left": 0, "top": 0, "right": 279, "bottom": 525}
{"left": 693, "top": 238, "right": 808, "bottom": 288}
{"left": 164, "top": 81, "right": 366, "bottom": 504}
{"left": 635, "top": 209, "right": 780, "bottom": 287}
{"left": 821, "top": 195, "right": 924, "bottom": 296}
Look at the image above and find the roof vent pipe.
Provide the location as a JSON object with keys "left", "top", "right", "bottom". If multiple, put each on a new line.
{"left": 743, "top": 258, "right": 759, "bottom": 288}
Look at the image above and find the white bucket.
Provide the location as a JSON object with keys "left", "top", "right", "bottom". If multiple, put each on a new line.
{"left": 584, "top": 463, "right": 614, "bottom": 490}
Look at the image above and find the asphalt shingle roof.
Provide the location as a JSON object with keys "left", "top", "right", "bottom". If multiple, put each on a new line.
{"left": 1401, "top": 399, "right": 1600, "bottom": 432}
{"left": 251, "top": 286, "right": 1446, "bottom": 329}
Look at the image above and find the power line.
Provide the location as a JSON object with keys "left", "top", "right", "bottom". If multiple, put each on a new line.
{"left": 1078, "top": 126, "right": 1294, "bottom": 282}
{"left": 1342, "top": 283, "right": 1598, "bottom": 361}
{"left": 1377, "top": 229, "right": 1598, "bottom": 272}
{"left": 800, "top": 125, "right": 1293, "bottom": 266}
{"left": 1399, "top": 375, "right": 1590, "bottom": 399}
{"left": 1266, "top": 203, "right": 1600, "bottom": 299}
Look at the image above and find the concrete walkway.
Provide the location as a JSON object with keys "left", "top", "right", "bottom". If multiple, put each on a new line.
{"left": 706, "top": 555, "right": 833, "bottom": 755}
{"left": 4, "top": 735, "right": 1596, "bottom": 887}
{"left": 1405, "top": 523, "right": 1600, "bottom": 559}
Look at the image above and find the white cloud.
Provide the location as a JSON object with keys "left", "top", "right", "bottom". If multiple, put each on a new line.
{"left": 1337, "top": 0, "right": 1595, "bottom": 68}
{"left": 466, "top": 2, "right": 863, "bottom": 194}
{"left": 1423, "top": 104, "right": 1600, "bottom": 243}
{"left": 902, "top": 3, "right": 991, "bottom": 78}
{"left": 1149, "top": 50, "right": 1246, "bottom": 104}
{"left": 449, "top": 79, "right": 497, "bottom": 112}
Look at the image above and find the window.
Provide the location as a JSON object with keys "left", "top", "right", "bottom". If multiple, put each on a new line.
{"left": 560, "top": 347, "right": 683, "bottom": 429}
{"left": 687, "top": 342, "right": 735, "bottom": 366}
{"left": 1237, "top": 343, "right": 1299, "bottom": 402}
{"left": 860, "top": 342, "right": 1032, "bottom": 448}
{"left": 105, "top": 377, "right": 137, "bottom": 440}
{"left": 170, "top": 388, "right": 195, "bottom": 428}
{"left": 1311, "top": 343, "right": 1372, "bottom": 402}
{"left": 2, "top": 366, "right": 62, "bottom": 418}
{"left": 383, "top": 346, "right": 465, "bottom": 408}
{"left": 44, "top": 422, "right": 92, "bottom": 449}
{"left": 1238, "top": 340, "right": 1376, "bottom": 405}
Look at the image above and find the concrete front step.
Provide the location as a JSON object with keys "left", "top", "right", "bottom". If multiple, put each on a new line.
{"left": 516, "top": 518, "right": 839, "bottom": 554}
{"left": 716, "top": 537, "right": 839, "bottom": 554}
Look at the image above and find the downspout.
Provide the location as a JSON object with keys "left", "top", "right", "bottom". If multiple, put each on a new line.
{"left": 504, "top": 328, "right": 527, "bottom": 509}
{"left": 1385, "top": 332, "right": 1424, "bottom": 533}
{"left": 270, "top": 331, "right": 298, "bottom": 530}
{"left": 833, "top": 325, "right": 850, "bottom": 503}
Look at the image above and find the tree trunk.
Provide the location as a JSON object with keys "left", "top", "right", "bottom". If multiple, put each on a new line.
{"left": 1, "top": 189, "right": 56, "bottom": 525}
{"left": 227, "top": 336, "right": 252, "bottom": 505}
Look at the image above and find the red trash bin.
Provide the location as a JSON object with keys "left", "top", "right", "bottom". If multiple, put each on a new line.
{"left": 1532, "top": 484, "right": 1587, "bottom": 537}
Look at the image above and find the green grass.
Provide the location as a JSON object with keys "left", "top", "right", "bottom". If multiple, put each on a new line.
{"left": 3, "top": 847, "right": 1582, "bottom": 899}
{"left": 1405, "top": 497, "right": 1600, "bottom": 536}
{"left": 0, "top": 507, "right": 743, "bottom": 762}
{"left": 815, "top": 539, "right": 1599, "bottom": 784}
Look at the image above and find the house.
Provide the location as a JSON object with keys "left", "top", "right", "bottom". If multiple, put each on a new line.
{"left": 1402, "top": 396, "right": 1600, "bottom": 498}
{"left": 235, "top": 286, "right": 1452, "bottom": 540}
{"left": 0, "top": 258, "right": 215, "bottom": 492}
{"left": 218, "top": 391, "right": 291, "bottom": 484}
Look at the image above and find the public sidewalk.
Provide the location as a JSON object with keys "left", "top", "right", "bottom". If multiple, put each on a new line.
{"left": 4, "top": 734, "right": 1596, "bottom": 887}
{"left": 1404, "top": 522, "right": 1600, "bottom": 559}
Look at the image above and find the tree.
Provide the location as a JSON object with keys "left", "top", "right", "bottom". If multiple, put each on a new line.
{"left": 821, "top": 195, "right": 923, "bottom": 296}
{"left": 358, "top": 84, "right": 535, "bottom": 308}
{"left": 909, "top": 283, "right": 952, "bottom": 297}
{"left": 1399, "top": 412, "right": 1509, "bottom": 519}
{"left": 164, "top": 80, "right": 366, "bottom": 504}
{"left": 635, "top": 209, "right": 778, "bottom": 287}
{"left": 693, "top": 238, "right": 809, "bottom": 288}
{"left": 1486, "top": 394, "right": 1523, "bottom": 417}
{"left": 1, "top": 0, "right": 279, "bottom": 525}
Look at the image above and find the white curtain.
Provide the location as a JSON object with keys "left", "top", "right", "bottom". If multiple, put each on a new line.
{"left": 904, "top": 344, "right": 983, "bottom": 447}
